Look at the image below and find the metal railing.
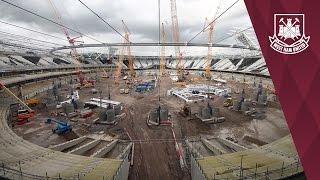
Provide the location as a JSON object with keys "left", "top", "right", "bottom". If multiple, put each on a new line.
{"left": 192, "top": 153, "right": 303, "bottom": 180}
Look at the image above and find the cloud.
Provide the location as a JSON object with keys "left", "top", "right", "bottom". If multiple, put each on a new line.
{"left": 0, "top": 0, "right": 257, "bottom": 55}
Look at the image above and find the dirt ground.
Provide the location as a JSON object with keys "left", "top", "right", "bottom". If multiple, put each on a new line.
{"left": 11, "top": 71, "right": 290, "bottom": 180}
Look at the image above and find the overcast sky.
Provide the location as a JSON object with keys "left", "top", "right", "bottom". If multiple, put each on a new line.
{"left": 0, "top": 0, "right": 258, "bottom": 55}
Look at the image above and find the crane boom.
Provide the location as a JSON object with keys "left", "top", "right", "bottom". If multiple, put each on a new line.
{"left": 170, "top": 0, "right": 183, "bottom": 80}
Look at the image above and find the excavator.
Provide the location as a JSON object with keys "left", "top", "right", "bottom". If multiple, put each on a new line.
{"left": 0, "top": 82, "right": 35, "bottom": 125}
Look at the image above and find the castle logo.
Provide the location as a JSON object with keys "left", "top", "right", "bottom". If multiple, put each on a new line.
{"left": 269, "top": 14, "right": 310, "bottom": 54}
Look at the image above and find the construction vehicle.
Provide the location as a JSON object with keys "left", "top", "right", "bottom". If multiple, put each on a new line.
{"left": 46, "top": 118, "right": 72, "bottom": 135}
{"left": 17, "top": 109, "right": 35, "bottom": 125}
{"left": 0, "top": 82, "right": 35, "bottom": 125}
{"left": 223, "top": 98, "right": 233, "bottom": 107}
{"left": 25, "top": 98, "right": 40, "bottom": 107}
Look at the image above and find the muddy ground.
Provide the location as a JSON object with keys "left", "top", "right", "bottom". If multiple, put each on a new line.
{"left": 12, "top": 71, "right": 289, "bottom": 180}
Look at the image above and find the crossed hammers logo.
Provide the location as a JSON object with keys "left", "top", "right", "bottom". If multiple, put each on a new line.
{"left": 278, "top": 17, "right": 300, "bottom": 40}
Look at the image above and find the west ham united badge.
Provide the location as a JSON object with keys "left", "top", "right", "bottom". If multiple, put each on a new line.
{"left": 269, "top": 14, "right": 310, "bottom": 54}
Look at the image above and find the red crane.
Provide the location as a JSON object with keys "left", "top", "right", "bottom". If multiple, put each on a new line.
{"left": 47, "top": 0, "right": 91, "bottom": 86}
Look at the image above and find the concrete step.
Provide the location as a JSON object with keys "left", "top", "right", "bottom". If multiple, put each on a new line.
{"left": 49, "top": 136, "right": 87, "bottom": 151}
{"left": 201, "top": 138, "right": 228, "bottom": 155}
{"left": 91, "top": 139, "right": 119, "bottom": 158}
{"left": 68, "top": 139, "right": 100, "bottom": 155}
{"left": 218, "top": 137, "right": 248, "bottom": 151}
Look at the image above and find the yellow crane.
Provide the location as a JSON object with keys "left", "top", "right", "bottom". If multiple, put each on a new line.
{"left": 160, "top": 23, "right": 166, "bottom": 76}
{"left": 204, "top": 1, "right": 221, "bottom": 79}
{"left": 170, "top": 0, "right": 184, "bottom": 81}
{"left": 122, "top": 20, "right": 135, "bottom": 78}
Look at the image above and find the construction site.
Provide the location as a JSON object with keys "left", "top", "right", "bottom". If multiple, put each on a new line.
{"left": 0, "top": 0, "right": 305, "bottom": 180}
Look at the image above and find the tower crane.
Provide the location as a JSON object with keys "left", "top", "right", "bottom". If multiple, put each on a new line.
{"left": 170, "top": 0, "right": 184, "bottom": 81}
{"left": 160, "top": 23, "right": 166, "bottom": 76}
{"left": 122, "top": 20, "right": 135, "bottom": 78}
{"left": 204, "top": 1, "right": 222, "bottom": 79}
{"left": 47, "top": 0, "right": 91, "bottom": 86}
{"left": 47, "top": 0, "right": 82, "bottom": 63}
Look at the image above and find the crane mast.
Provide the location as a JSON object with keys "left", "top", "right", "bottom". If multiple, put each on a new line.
{"left": 205, "top": 1, "right": 221, "bottom": 79}
{"left": 122, "top": 20, "right": 135, "bottom": 78}
{"left": 170, "top": 0, "right": 183, "bottom": 80}
{"left": 160, "top": 23, "right": 166, "bottom": 76}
